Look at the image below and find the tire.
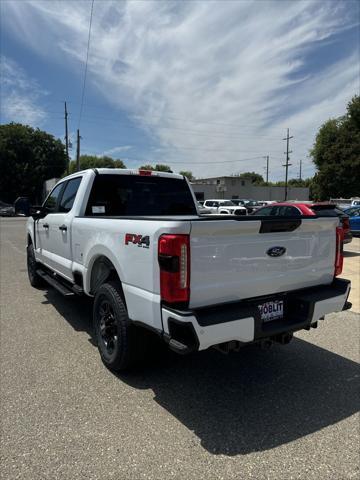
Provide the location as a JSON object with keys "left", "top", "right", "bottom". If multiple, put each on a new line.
{"left": 27, "top": 243, "right": 45, "bottom": 288}
{"left": 93, "top": 281, "right": 147, "bottom": 371}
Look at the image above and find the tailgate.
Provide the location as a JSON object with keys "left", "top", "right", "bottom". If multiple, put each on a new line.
{"left": 189, "top": 217, "right": 338, "bottom": 308}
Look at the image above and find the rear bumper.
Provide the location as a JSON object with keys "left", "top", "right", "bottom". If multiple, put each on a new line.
{"left": 161, "top": 279, "right": 351, "bottom": 352}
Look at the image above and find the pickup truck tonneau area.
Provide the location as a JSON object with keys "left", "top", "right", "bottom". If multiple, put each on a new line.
{"left": 26, "top": 168, "right": 351, "bottom": 371}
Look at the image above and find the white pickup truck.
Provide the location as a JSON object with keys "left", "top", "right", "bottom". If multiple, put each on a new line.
{"left": 203, "top": 199, "right": 247, "bottom": 215}
{"left": 27, "top": 168, "right": 351, "bottom": 371}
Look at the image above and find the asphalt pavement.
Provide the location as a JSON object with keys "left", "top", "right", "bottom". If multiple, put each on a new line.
{"left": 1, "top": 217, "right": 359, "bottom": 480}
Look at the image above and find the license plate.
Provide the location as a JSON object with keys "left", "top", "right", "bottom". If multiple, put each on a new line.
{"left": 258, "top": 300, "right": 284, "bottom": 322}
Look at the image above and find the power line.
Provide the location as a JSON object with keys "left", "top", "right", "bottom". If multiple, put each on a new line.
{"left": 50, "top": 98, "right": 313, "bottom": 137}
{"left": 77, "top": 116, "right": 284, "bottom": 139}
{"left": 51, "top": 98, "right": 290, "bottom": 130}
{"left": 78, "top": 0, "right": 95, "bottom": 130}
{"left": 73, "top": 154, "right": 263, "bottom": 166}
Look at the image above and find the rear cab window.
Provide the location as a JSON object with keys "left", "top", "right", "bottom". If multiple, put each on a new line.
{"left": 85, "top": 174, "right": 197, "bottom": 216}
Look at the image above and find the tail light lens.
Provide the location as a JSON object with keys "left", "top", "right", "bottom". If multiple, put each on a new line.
{"left": 335, "top": 226, "right": 344, "bottom": 277}
{"left": 139, "top": 169, "right": 152, "bottom": 176}
{"left": 342, "top": 216, "right": 350, "bottom": 232}
{"left": 158, "top": 234, "right": 190, "bottom": 304}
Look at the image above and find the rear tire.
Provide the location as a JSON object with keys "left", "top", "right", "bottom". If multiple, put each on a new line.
{"left": 27, "top": 243, "right": 45, "bottom": 288}
{"left": 93, "top": 281, "right": 147, "bottom": 371}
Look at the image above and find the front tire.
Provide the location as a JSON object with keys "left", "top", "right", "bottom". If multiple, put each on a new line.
{"left": 27, "top": 243, "right": 44, "bottom": 288}
{"left": 93, "top": 281, "right": 146, "bottom": 371}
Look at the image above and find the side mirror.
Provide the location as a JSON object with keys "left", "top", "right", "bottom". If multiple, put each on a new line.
{"left": 30, "top": 205, "right": 47, "bottom": 220}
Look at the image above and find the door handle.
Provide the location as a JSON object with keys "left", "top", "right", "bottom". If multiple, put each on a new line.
{"left": 43, "top": 223, "right": 49, "bottom": 229}
{"left": 59, "top": 225, "right": 67, "bottom": 232}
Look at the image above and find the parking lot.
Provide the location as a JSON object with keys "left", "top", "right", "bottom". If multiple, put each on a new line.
{"left": 1, "top": 217, "right": 359, "bottom": 480}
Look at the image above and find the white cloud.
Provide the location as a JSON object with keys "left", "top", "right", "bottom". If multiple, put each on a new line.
{"left": 0, "top": 56, "right": 47, "bottom": 125}
{"left": 2, "top": 0, "right": 358, "bottom": 179}
{"left": 102, "top": 145, "right": 132, "bottom": 156}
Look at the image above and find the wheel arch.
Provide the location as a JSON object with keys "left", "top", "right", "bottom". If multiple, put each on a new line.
{"left": 86, "top": 252, "right": 125, "bottom": 303}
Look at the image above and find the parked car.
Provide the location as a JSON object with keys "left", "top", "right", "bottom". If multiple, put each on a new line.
{"left": 253, "top": 202, "right": 352, "bottom": 244}
{"left": 231, "top": 199, "right": 262, "bottom": 214}
{"left": 26, "top": 169, "right": 351, "bottom": 371}
{"left": 14, "top": 196, "right": 30, "bottom": 216}
{"left": 344, "top": 207, "right": 360, "bottom": 235}
{"left": 257, "top": 200, "right": 277, "bottom": 206}
{"left": 197, "top": 202, "right": 212, "bottom": 214}
{"left": 203, "top": 199, "right": 247, "bottom": 215}
{"left": 0, "top": 201, "right": 15, "bottom": 217}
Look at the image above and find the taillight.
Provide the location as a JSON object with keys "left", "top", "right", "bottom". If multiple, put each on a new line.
{"left": 335, "top": 226, "right": 344, "bottom": 277}
{"left": 342, "top": 217, "right": 350, "bottom": 232}
{"left": 139, "top": 169, "right": 152, "bottom": 176}
{"left": 158, "top": 234, "right": 190, "bottom": 304}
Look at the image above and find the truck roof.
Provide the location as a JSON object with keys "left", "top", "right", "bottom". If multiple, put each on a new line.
{"left": 66, "top": 168, "right": 184, "bottom": 180}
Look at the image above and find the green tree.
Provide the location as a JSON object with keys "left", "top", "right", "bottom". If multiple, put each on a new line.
{"left": 154, "top": 164, "right": 172, "bottom": 172}
{"left": 139, "top": 164, "right": 155, "bottom": 171}
{"left": 236, "top": 172, "right": 265, "bottom": 185}
{"left": 179, "top": 171, "right": 195, "bottom": 181}
{"left": 288, "top": 178, "right": 307, "bottom": 187}
{"left": 0, "top": 123, "right": 67, "bottom": 203}
{"left": 310, "top": 95, "right": 360, "bottom": 200}
{"left": 138, "top": 164, "right": 172, "bottom": 172}
{"left": 68, "top": 155, "right": 126, "bottom": 174}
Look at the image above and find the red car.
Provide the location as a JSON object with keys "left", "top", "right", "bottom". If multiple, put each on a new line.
{"left": 254, "top": 202, "right": 352, "bottom": 243}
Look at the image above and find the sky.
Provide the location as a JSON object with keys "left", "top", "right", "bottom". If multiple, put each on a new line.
{"left": 0, "top": 0, "right": 359, "bottom": 181}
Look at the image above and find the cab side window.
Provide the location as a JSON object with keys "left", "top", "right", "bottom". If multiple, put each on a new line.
{"left": 59, "top": 177, "right": 82, "bottom": 213}
{"left": 43, "top": 183, "right": 64, "bottom": 213}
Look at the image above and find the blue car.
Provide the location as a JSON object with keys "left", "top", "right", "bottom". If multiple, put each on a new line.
{"left": 344, "top": 207, "right": 360, "bottom": 235}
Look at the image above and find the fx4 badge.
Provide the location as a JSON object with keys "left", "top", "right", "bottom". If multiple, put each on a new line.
{"left": 125, "top": 233, "right": 150, "bottom": 249}
{"left": 266, "top": 246, "right": 286, "bottom": 257}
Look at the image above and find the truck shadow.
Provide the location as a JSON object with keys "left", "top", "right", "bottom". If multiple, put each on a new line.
{"left": 42, "top": 289, "right": 95, "bottom": 344}
{"left": 344, "top": 250, "right": 360, "bottom": 257}
{"left": 42, "top": 289, "right": 360, "bottom": 456}
{"left": 119, "top": 337, "right": 360, "bottom": 456}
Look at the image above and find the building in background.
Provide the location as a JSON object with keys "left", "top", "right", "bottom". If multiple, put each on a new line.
{"left": 191, "top": 176, "right": 309, "bottom": 201}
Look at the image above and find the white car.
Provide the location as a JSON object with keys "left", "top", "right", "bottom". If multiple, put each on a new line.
{"left": 26, "top": 168, "right": 351, "bottom": 371}
{"left": 203, "top": 199, "right": 247, "bottom": 215}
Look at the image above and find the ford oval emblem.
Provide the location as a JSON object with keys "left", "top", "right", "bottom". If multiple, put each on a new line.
{"left": 267, "top": 246, "right": 286, "bottom": 257}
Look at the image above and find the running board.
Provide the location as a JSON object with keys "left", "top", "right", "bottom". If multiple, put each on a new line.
{"left": 36, "top": 269, "right": 83, "bottom": 296}
{"left": 168, "top": 338, "right": 192, "bottom": 355}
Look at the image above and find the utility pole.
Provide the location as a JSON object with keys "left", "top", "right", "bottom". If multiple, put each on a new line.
{"left": 282, "top": 128, "right": 293, "bottom": 201}
{"left": 299, "top": 159, "right": 302, "bottom": 181}
{"left": 265, "top": 155, "right": 269, "bottom": 183}
{"left": 76, "top": 129, "right": 81, "bottom": 172}
{"left": 64, "top": 102, "right": 70, "bottom": 175}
